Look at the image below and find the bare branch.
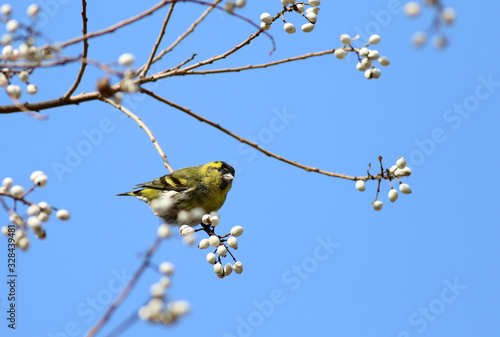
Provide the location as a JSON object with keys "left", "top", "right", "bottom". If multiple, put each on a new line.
{"left": 100, "top": 97, "right": 174, "bottom": 173}
{"left": 142, "top": 28, "right": 265, "bottom": 83}
{"left": 141, "top": 88, "right": 371, "bottom": 181}
{"left": 84, "top": 237, "right": 163, "bottom": 337}
{"left": 138, "top": 0, "right": 223, "bottom": 73}
{"left": 139, "top": 2, "right": 176, "bottom": 78}
{"left": 168, "top": 48, "right": 338, "bottom": 76}
{"left": 58, "top": 1, "right": 171, "bottom": 49}
{"left": 62, "top": 0, "right": 89, "bottom": 101}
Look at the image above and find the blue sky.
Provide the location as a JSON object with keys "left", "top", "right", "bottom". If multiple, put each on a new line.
{"left": 1, "top": 1, "right": 499, "bottom": 337}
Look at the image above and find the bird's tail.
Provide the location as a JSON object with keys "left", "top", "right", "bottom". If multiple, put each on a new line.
{"left": 116, "top": 192, "right": 136, "bottom": 197}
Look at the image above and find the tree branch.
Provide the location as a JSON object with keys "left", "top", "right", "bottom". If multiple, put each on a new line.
{"left": 100, "top": 97, "right": 174, "bottom": 173}
{"left": 84, "top": 236, "right": 163, "bottom": 337}
{"left": 62, "top": 0, "right": 89, "bottom": 101}
{"left": 141, "top": 88, "right": 374, "bottom": 181}
{"left": 139, "top": 2, "right": 176, "bottom": 78}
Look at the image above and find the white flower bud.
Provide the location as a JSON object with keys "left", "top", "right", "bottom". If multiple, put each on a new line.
{"left": 306, "top": 12, "right": 317, "bottom": 23}
{"left": 301, "top": 23, "right": 314, "bottom": 33}
{"left": 160, "top": 276, "right": 171, "bottom": 288}
{"left": 198, "top": 238, "right": 210, "bottom": 249}
{"left": 7, "top": 84, "right": 21, "bottom": 99}
{"left": 388, "top": 189, "right": 398, "bottom": 202}
{"left": 26, "top": 84, "right": 38, "bottom": 95}
{"left": 217, "top": 245, "right": 227, "bottom": 257}
{"left": 2, "top": 45, "right": 13, "bottom": 56}
{"left": 233, "top": 261, "right": 244, "bottom": 274}
{"left": 1, "top": 4, "right": 12, "bottom": 15}
{"left": 27, "top": 205, "right": 40, "bottom": 216}
{"left": 378, "top": 56, "right": 390, "bottom": 66}
{"left": 6, "top": 20, "right": 19, "bottom": 33}
{"left": 2, "top": 177, "right": 13, "bottom": 189}
{"left": 148, "top": 298, "right": 164, "bottom": 314}
{"left": 260, "top": 12, "right": 272, "bottom": 24}
{"left": 227, "top": 237, "right": 238, "bottom": 249}
{"left": 30, "top": 171, "right": 44, "bottom": 182}
{"left": 372, "top": 200, "right": 383, "bottom": 211}
{"left": 368, "top": 34, "right": 381, "bottom": 45}
{"left": 309, "top": 0, "right": 321, "bottom": 6}
{"left": 235, "top": 0, "right": 246, "bottom": 8}
{"left": 27, "top": 4, "right": 39, "bottom": 17}
{"left": 169, "top": 300, "right": 190, "bottom": 317}
{"left": 157, "top": 224, "right": 171, "bottom": 238}
{"left": 10, "top": 185, "right": 24, "bottom": 198}
{"left": 150, "top": 283, "right": 165, "bottom": 298}
{"left": 206, "top": 252, "right": 217, "bottom": 264}
{"left": 364, "top": 69, "right": 374, "bottom": 80}
{"left": 396, "top": 157, "right": 407, "bottom": 169}
{"left": 209, "top": 211, "right": 219, "bottom": 219}
{"left": 404, "top": 2, "right": 421, "bottom": 16}
{"left": 367, "top": 50, "right": 380, "bottom": 60}
{"left": 38, "top": 212, "right": 49, "bottom": 222}
{"left": 180, "top": 225, "right": 194, "bottom": 236}
{"left": 38, "top": 201, "right": 51, "bottom": 214}
{"left": 230, "top": 225, "right": 244, "bottom": 237}
{"left": 201, "top": 214, "right": 211, "bottom": 225}
{"left": 295, "top": 3, "right": 305, "bottom": 13}
{"left": 395, "top": 166, "right": 412, "bottom": 177}
{"left": 412, "top": 31, "right": 427, "bottom": 47}
{"left": 359, "top": 48, "right": 369, "bottom": 57}
{"left": 34, "top": 174, "right": 48, "bottom": 187}
{"left": 19, "top": 237, "right": 29, "bottom": 250}
{"left": 159, "top": 262, "right": 175, "bottom": 275}
{"left": 355, "top": 180, "right": 365, "bottom": 192}
{"left": 260, "top": 22, "right": 271, "bottom": 31}
{"left": 334, "top": 49, "right": 346, "bottom": 59}
{"left": 18, "top": 71, "right": 29, "bottom": 83}
{"left": 306, "top": 7, "right": 320, "bottom": 14}
{"left": 361, "top": 57, "right": 371, "bottom": 69}
{"left": 441, "top": 7, "right": 456, "bottom": 25}
{"left": 208, "top": 235, "right": 220, "bottom": 247}
{"left": 9, "top": 213, "right": 23, "bottom": 226}
{"left": 340, "top": 34, "right": 351, "bottom": 45}
{"left": 372, "top": 68, "right": 381, "bottom": 79}
{"left": 1, "top": 226, "right": 10, "bottom": 236}
{"left": 224, "top": 263, "right": 233, "bottom": 276}
{"left": 138, "top": 306, "right": 152, "bottom": 320}
{"left": 284, "top": 22, "right": 296, "bottom": 34}
{"left": 356, "top": 63, "right": 367, "bottom": 71}
{"left": 0, "top": 73, "right": 7, "bottom": 87}
{"left": 118, "top": 53, "right": 135, "bottom": 66}
{"left": 399, "top": 183, "right": 412, "bottom": 194}
{"left": 210, "top": 216, "right": 220, "bottom": 227}
{"left": 27, "top": 216, "right": 41, "bottom": 229}
{"left": 56, "top": 209, "right": 70, "bottom": 221}
{"left": 214, "top": 263, "right": 224, "bottom": 276}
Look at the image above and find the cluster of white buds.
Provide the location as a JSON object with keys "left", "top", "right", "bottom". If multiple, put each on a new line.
{"left": 334, "top": 33, "right": 390, "bottom": 80}
{"left": 259, "top": 1, "right": 321, "bottom": 34}
{"left": 138, "top": 262, "right": 190, "bottom": 325}
{"left": 0, "top": 3, "right": 59, "bottom": 99}
{"left": 404, "top": 1, "right": 455, "bottom": 49}
{"left": 0, "top": 171, "right": 70, "bottom": 250}
{"left": 354, "top": 157, "right": 413, "bottom": 211}
{"left": 224, "top": 0, "right": 246, "bottom": 13}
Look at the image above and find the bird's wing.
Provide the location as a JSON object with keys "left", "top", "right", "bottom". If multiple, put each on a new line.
{"left": 134, "top": 166, "right": 201, "bottom": 192}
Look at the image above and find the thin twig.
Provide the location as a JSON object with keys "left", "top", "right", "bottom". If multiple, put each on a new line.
{"left": 138, "top": 0, "right": 223, "bottom": 73}
{"left": 140, "top": 2, "right": 176, "bottom": 78}
{"left": 142, "top": 28, "right": 264, "bottom": 83}
{"left": 62, "top": 0, "right": 89, "bottom": 101}
{"left": 141, "top": 88, "right": 375, "bottom": 181}
{"left": 57, "top": 1, "right": 171, "bottom": 49}
{"left": 84, "top": 236, "right": 163, "bottom": 337}
{"left": 168, "top": 49, "right": 338, "bottom": 76}
{"left": 100, "top": 97, "right": 174, "bottom": 173}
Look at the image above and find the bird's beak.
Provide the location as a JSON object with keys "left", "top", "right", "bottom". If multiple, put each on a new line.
{"left": 222, "top": 173, "right": 234, "bottom": 182}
